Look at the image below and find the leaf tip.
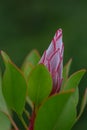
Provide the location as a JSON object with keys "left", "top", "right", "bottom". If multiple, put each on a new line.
{"left": 0, "top": 51, "right": 10, "bottom": 64}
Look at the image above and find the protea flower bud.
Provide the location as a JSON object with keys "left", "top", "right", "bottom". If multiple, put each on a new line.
{"left": 39, "top": 29, "right": 64, "bottom": 94}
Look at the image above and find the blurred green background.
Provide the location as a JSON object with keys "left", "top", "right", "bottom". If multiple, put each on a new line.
{"left": 0, "top": 0, "right": 87, "bottom": 129}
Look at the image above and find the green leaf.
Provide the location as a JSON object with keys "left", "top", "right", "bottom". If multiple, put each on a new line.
{"left": 61, "top": 59, "right": 72, "bottom": 90}
{"left": 0, "top": 69, "right": 8, "bottom": 113}
{"left": 28, "top": 64, "right": 52, "bottom": 107}
{"left": 34, "top": 90, "right": 76, "bottom": 130}
{"left": 0, "top": 112, "right": 11, "bottom": 130}
{"left": 22, "top": 50, "right": 40, "bottom": 79}
{"left": 63, "top": 69, "right": 86, "bottom": 106}
{"left": 63, "top": 70, "right": 86, "bottom": 90}
{"left": 22, "top": 49, "right": 40, "bottom": 67}
{"left": 0, "top": 69, "right": 11, "bottom": 130}
{"left": 1, "top": 51, "right": 27, "bottom": 115}
{"left": 22, "top": 63, "right": 34, "bottom": 79}
{"left": 72, "top": 87, "right": 79, "bottom": 106}
{"left": 76, "top": 88, "right": 87, "bottom": 121}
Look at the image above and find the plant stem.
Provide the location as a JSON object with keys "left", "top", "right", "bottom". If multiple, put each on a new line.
{"left": 8, "top": 114, "right": 19, "bottom": 130}
{"left": 19, "top": 116, "right": 28, "bottom": 130}
{"left": 26, "top": 97, "right": 34, "bottom": 110}
{"left": 24, "top": 108, "right": 31, "bottom": 119}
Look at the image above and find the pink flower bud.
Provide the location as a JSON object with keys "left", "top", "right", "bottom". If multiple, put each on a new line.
{"left": 39, "top": 29, "right": 64, "bottom": 94}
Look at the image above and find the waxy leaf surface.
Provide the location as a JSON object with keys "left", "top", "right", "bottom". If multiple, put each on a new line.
{"left": 61, "top": 59, "right": 72, "bottom": 89}
{"left": 63, "top": 70, "right": 86, "bottom": 106}
{"left": 28, "top": 64, "right": 52, "bottom": 106}
{"left": 22, "top": 50, "right": 40, "bottom": 79}
{"left": 34, "top": 90, "right": 76, "bottom": 130}
{"left": 0, "top": 69, "right": 8, "bottom": 113}
{"left": 64, "top": 70, "right": 86, "bottom": 90}
{"left": 1, "top": 51, "right": 27, "bottom": 115}
{"left": 0, "top": 112, "right": 11, "bottom": 130}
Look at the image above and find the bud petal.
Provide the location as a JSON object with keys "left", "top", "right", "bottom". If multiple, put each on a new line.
{"left": 39, "top": 29, "right": 64, "bottom": 94}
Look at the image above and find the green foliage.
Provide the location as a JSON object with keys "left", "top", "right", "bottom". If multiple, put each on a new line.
{"left": 27, "top": 64, "right": 52, "bottom": 107}
{"left": 0, "top": 69, "right": 11, "bottom": 130}
{"left": 63, "top": 70, "right": 86, "bottom": 90}
{"left": 63, "top": 69, "right": 86, "bottom": 106}
{"left": 0, "top": 69, "right": 8, "bottom": 114}
{"left": 0, "top": 52, "right": 87, "bottom": 130}
{"left": 0, "top": 112, "right": 11, "bottom": 130}
{"left": 62, "top": 59, "right": 72, "bottom": 89}
{"left": 76, "top": 88, "right": 87, "bottom": 121}
{"left": 22, "top": 50, "right": 40, "bottom": 79}
{"left": 34, "top": 90, "right": 76, "bottom": 130}
{"left": 1, "top": 51, "right": 27, "bottom": 115}
{"left": 72, "top": 87, "right": 79, "bottom": 107}
{"left": 22, "top": 62, "right": 34, "bottom": 80}
{"left": 22, "top": 49, "right": 40, "bottom": 66}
